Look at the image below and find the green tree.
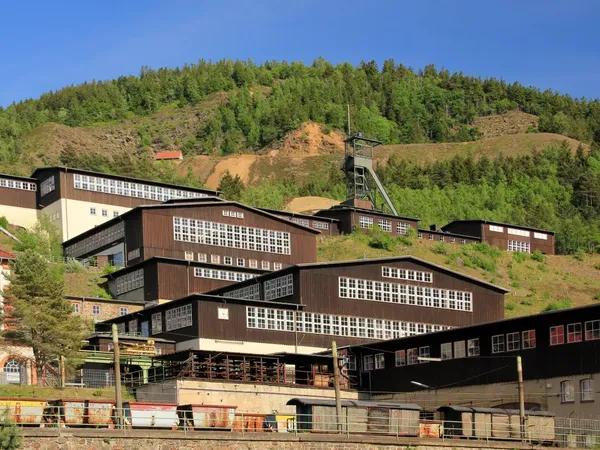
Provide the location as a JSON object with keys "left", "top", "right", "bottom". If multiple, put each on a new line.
{"left": 2, "top": 251, "right": 91, "bottom": 381}
{"left": 217, "top": 171, "right": 245, "bottom": 201}
{"left": 0, "top": 414, "right": 21, "bottom": 450}
{"left": 14, "top": 214, "right": 62, "bottom": 259}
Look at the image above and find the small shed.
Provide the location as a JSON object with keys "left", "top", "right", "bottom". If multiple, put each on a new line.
{"left": 155, "top": 151, "right": 183, "bottom": 161}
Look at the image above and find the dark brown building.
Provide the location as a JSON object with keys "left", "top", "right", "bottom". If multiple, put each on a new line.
{"left": 30, "top": 166, "right": 219, "bottom": 242}
{"left": 259, "top": 208, "right": 341, "bottom": 236}
{"left": 0, "top": 173, "right": 38, "bottom": 229}
{"left": 62, "top": 200, "right": 320, "bottom": 269}
{"left": 315, "top": 205, "right": 419, "bottom": 237}
{"left": 102, "top": 256, "right": 508, "bottom": 354}
{"left": 441, "top": 220, "right": 555, "bottom": 255}
{"left": 106, "top": 257, "right": 267, "bottom": 304}
{"left": 417, "top": 226, "right": 481, "bottom": 246}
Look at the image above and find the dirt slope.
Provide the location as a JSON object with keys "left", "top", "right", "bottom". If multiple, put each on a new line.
{"left": 472, "top": 110, "right": 539, "bottom": 138}
{"left": 284, "top": 196, "right": 341, "bottom": 214}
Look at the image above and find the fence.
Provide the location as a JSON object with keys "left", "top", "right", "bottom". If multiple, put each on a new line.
{"left": 5, "top": 404, "right": 600, "bottom": 447}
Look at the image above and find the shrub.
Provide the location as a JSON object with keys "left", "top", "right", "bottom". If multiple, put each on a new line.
{"left": 64, "top": 259, "right": 86, "bottom": 273}
{"left": 520, "top": 299, "right": 533, "bottom": 306}
{"left": 432, "top": 243, "right": 450, "bottom": 255}
{"left": 595, "top": 264, "right": 600, "bottom": 271}
{"left": 102, "top": 264, "right": 119, "bottom": 276}
{"left": 0, "top": 216, "right": 8, "bottom": 229}
{"left": 537, "top": 263, "right": 549, "bottom": 272}
{"left": 512, "top": 252, "right": 528, "bottom": 263}
{"left": 395, "top": 236, "right": 413, "bottom": 247}
{"left": 0, "top": 413, "right": 22, "bottom": 449}
{"left": 510, "top": 280, "right": 521, "bottom": 288}
{"left": 573, "top": 249, "right": 586, "bottom": 261}
{"left": 543, "top": 298, "right": 573, "bottom": 312}
{"left": 594, "top": 293, "right": 600, "bottom": 301}
{"left": 531, "top": 250, "right": 546, "bottom": 263}
{"left": 368, "top": 229, "right": 394, "bottom": 251}
{"left": 472, "top": 243, "right": 503, "bottom": 259}
{"left": 505, "top": 303, "right": 516, "bottom": 311}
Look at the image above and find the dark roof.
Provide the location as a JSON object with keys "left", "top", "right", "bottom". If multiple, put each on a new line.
{"left": 0, "top": 250, "right": 16, "bottom": 259}
{"left": 437, "top": 405, "right": 554, "bottom": 417}
{"left": 318, "top": 205, "right": 419, "bottom": 221}
{"left": 417, "top": 228, "right": 483, "bottom": 240}
{"left": 105, "top": 256, "right": 269, "bottom": 279}
{"left": 30, "top": 166, "right": 219, "bottom": 195}
{"left": 442, "top": 220, "right": 555, "bottom": 235}
{"left": 62, "top": 200, "right": 320, "bottom": 247}
{"left": 258, "top": 208, "right": 340, "bottom": 223}
{"left": 86, "top": 332, "right": 175, "bottom": 344}
{"left": 65, "top": 295, "right": 144, "bottom": 305}
{"left": 344, "top": 134, "right": 383, "bottom": 145}
{"left": 0, "top": 172, "right": 37, "bottom": 182}
{"left": 208, "top": 255, "right": 510, "bottom": 296}
{"left": 287, "top": 398, "right": 421, "bottom": 410}
{"left": 162, "top": 196, "right": 224, "bottom": 204}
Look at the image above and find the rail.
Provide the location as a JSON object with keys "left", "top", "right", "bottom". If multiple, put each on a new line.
{"left": 4, "top": 406, "right": 600, "bottom": 447}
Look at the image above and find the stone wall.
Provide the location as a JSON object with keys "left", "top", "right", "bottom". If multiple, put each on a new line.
{"left": 21, "top": 429, "right": 543, "bottom": 450}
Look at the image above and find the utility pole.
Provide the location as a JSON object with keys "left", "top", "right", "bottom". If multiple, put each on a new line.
{"left": 331, "top": 341, "right": 343, "bottom": 433}
{"left": 112, "top": 324, "right": 123, "bottom": 428}
{"left": 517, "top": 355, "right": 525, "bottom": 442}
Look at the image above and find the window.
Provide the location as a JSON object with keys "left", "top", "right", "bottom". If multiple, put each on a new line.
{"left": 550, "top": 325, "right": 565, "bottom": 345}
{"left": 227, "top": 284, "right": 261, "bottom": 300}
{"left": 237, "top": 258, "right": 245, "bottom": 267}
{"left": 359, "top": 216, "right": 373, "bottom": 229}
{"left": 439, "top": 235, "right": 445, "bottom": 242}
{"left": 585, "top": 320, "right": 600, "bottom": 341}
{"left": 222, "top": 210, "right": 244, "bottom": 219}
{"left": 211, "top": 254, "right": 220, "bottom": 264}
{"left": 453, "top": 341, "right": 466, "bottom": 358}
{"left": 378, "top": 219, "right": 392, "bottom": 232}
{"left": 92, "top": 305, "right": 100, "bottom": 315}
{"left": 249, "top": 259, "right": 258, "bottom": 268}
{"left": 185, "top": 251, "right": 194, "bottom": 261}
{"left": 173, "top": 217, "right": 291, "bottom": 255}
{"left": 165, "top": 304, "right": 193, "bottom": 331}
{"left": 117, "top": 323, "right": 125, "bottom": 334}
{"left": 468, "top": 338, "right": 480, "bottom": 357}
{"left": 101, "top": 209, "right": 108, "bottom": 217}
{"left": 417, "top": 232, "right": 423, "bottom": 239}
{"left": 127, "top": 248, "right": 140, "bottom": 261}
{"left": 508, "top": 240, "right": 531, "bottom": 253}
{"left": 223, "top": 256, "right": 233, "bottom": 265}
{"left": 72, "top": 303, "right": 80, "bottom": 313}
{"left": 441, "top": 343, "right": 452, "bottom": 360}
{"left": 363, "top": 355, "right": 374, "bottom": 371}
{"left": 428, "top": 234, "right": 434, "bottom": 241}
{"left": 273, "top": 262, "right": 282, "bottom": 270}
{"left": 489, "top": 225, "right": 504, "bottom": 232}
{"left": 460, "top": 239, "right": 466, "bottom": 245}
{"left": 374, "top": 353, "right": 385, "bottom": 369}
{"left": 313, "top": 221, "right": 329, "bottom": 230}
{"left": 40, "top": 176, "right": 55, "bottom": 196}
{"left": 193, "top": 267, "right": 255, "bottom": 282}
{"left": 407, "top": 348, "right": 418, "bottom": 365}
{"left": 119, "top": 307, "right": 128, "bottom": 316}
{"left": 581, "top": 379, "right": 594, "bottom": 402}
{"left": 264, "top": 274, "right": 294, "bottom": 300}
{"left": 291, "top": 217, "right": 309, "bottom": 227}
{"left": 508, "top": 228, "right": 530, "bottom": 237}
{"left": 507, "top": 332, "right": 520, "bottom": 351}
{"left": 492, "top": 334, "right": 505, "bottom": 353}
{"left": 346, "top": 356, "right": 357, "bottom": 371}
{"left": 115, "top": 269, "right": 144, "bottom": 295}
{"left": 381, "top": 267, "right": 433, "bottom": 283}
{"left": 450, "top": 237, "right": 455, "bottom": 244}
{"left": 522, "top": 330, "right": 536, "bottom": 349}
{"left": 419, "top": 346, "right": 430, "bottom": 363}
{"left": 128, "top": 319, "right": 138, "bottom": 333}
{"left": 113, "top": 211, "right": 120, "bottom": 218}
{"left": 395, "top": 350, "right": 406, "bottom": 367}
{"left": 262, "top": 261, "right": 270, "bottom": 270}
{"left": 561, "top": 381, "right": 575, "bottom": 403}
{"left": 198, "top": 253, "right": 207, "bottom": 262}
{"left": 64, "top": 222, "right": 125, "bottom": 258}
{"left": 90, "top": 208, "right": 96, "bottom": 216}
{"left": 567, "top": 323, "right": 583, "bottom": 343}
{"left": 397, "top": 222, "right": 410, "bottom": 235}
{"left": 534, "top": 232, "right": 548, "bottom": 240}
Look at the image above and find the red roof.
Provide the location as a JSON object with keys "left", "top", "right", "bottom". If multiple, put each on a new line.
{"left": 0, "top": 250, "right": 15, "bottom": 259}
{"left": 155, "top": 151, "right": 183, "bottom": 160}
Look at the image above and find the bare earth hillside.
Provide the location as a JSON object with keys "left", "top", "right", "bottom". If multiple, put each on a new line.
{"left": 472, "top": 110, "right": 539, "bottom": 138}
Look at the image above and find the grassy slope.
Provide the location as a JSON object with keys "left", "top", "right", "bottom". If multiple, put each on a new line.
{"left": 317, "top": 234, "right": 600, "bottom": 318}
{"left": 0, "top": 385, "right": 133, "bottom": 400}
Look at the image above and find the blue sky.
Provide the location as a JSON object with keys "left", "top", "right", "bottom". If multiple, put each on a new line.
{"left": 1, "top": 0, "right": 599, "bottom": 107}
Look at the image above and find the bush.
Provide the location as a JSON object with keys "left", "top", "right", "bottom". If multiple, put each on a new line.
{"left": 511, "top": 280, "right": 521, "bottom": 288}
{"left": 594, "top": 293, "right": 600, "bottom": 301}
{"left": 432, "top": 243, "right": 450, "bottom": 255}
{"left": 395, "top": 235, "right": 413, "bottom": 247}
{"left": 368, "top": 229, "right": 394, "bottom": 251}
{"left": 573, "top": 249, "right": 586, "bottom": 261}
{"left": 102, "top": 264, "right": 119, "bottom": 275}
{"left": 531, "top": 250, "right": 546, "bottom": 263}
{"left": 543, "top": 298, "right": 573, "bottom": 312}
{"left": 64, "top": 259, "right": 86, "bottom": 273}
{"left": 505, "top": 303, "right": 516, "bottom": 311}
{"left": 0, "top": 216, "right": 8, "bottom": 229}
{"left": 512, "top": 252, "right": 529, "bottom": 263}
{"left": 471, "top": 243, "right": 503, "bottom": 259}
{"left": 537, "top": 263, "right": 549, "bottom": 272}
{"left": 595, "top": 264, "right": 600, "bottom": 271}
{"left": 520, "top": 299, "right": 533, "bottom": 306}
{"left": 0, "top": 414, "right": 22, "bottom": 449}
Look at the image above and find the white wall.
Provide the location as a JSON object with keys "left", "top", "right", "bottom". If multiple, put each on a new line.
{"left": 176, "top": 338, "right": 327, "bottom": 355}
{"left": 0, "top": 205, "right": 38, "bottom": 229}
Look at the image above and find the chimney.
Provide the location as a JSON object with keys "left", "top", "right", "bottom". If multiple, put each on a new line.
{"left": 429, "top": 224, "right": 438, "bottom": 231}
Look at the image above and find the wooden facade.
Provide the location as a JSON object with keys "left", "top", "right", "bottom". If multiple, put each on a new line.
{"left": 315, "top": 206, "right": 419, "bottom": 237}
{"left": 0, "top": 173, "right": 37, "bottom": 209}
{"left": 63, "top": 201, "right": 320, "bottom": 269}
{"left": 102, "top": 256, "right": 508, "bottom": 352}
{"left": 348, "top": 303, "right": 600, "bottom": 394}
{"left": 442, "top": 220, "right": 555, "bottom": 255}
{"left": 107, "top": 257, "right": 267, "bottom": 303}
{"left": 258, "top": 208, "right": 341, "bottom": 236}
{"left": 416, "top": 228, "right": 481, "bottom": 246}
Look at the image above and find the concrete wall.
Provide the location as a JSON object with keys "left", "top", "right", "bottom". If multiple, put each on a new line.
{"left": 176, "top": 337, "right": 327, "bottom": 355}
{"left": 0, "top": 204, "right": 38, "bottom": 229}
{"left": 372, "top": 373, "right": 600, "bottom": 419}
{"left": 135, "top": 379, "right": 360, "bottom": 414}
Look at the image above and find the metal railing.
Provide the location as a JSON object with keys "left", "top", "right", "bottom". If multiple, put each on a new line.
{"left": 6, "top": 406, "right": 600, "bottom": 446}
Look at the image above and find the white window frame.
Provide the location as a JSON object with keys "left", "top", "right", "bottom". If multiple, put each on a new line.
{"left": 264, "top": 274, "right": 294, "bottom": 301}
{"left": 359, "top": 216, "right": 373, "bottom": 229}
{"left": 198, "top": 253, "right": 207, "bottom": 262}
{"left": 581, "top": 379, "right": 594, "bottom": 402}
{"left": 561, "top": 380, "right": 575, "bottom": 403}
{"left": 467, "top": 338, "right": 480, "bottom": 357}
{"left": 185, "top": 251, "right": 194, "bottom": 261}
{"left": 374, "top": 353, "right": 385, "bottom": 370}
{"left": 534, "top": 232, "right": 548, "bottom": 240}
{"left": 586, "top": 320, "right": 600, "bottom": 341}
{"left": 550, "top": 325, "right": 565, "bottom": 346}
{"left": 92, "top": 305, "right": 100, "bottom": 315}
{"left": 363, "top": 355, "right": 374, "bottom": 371}
{"left": 441, "top": 343, "right": 452, "bottom": 360}
{"left": 262, "top": 261, "right": 270, "bottom": 270}
{"left": 492, "top": 334, "right": 505, "bottom": 353}
{"left": 567, "top": 323, "right": 583, "bottom": 343}
{"left": 165, "top": 304, "right": 193, "bottom": 331}
{"left": 90, "top": 208, "right": 96, "bottom": 216}
{"left": 395, "top": 350, "right": 406, "bottom": 367}
{"left": 489, "top": 225, "right": 504, "bottom": 232}
{"left": 508, "top": 240, "right": 531, "bottom": 253}
{"left": 523, "top": 330, "right": 536, "bottom": 349}
{"left": 508, "top": 227, "right": 530, "bottom": 237}
{"left": 119, "top": 307, "right": 128, "bottom": 316}
{"left": 237, "top": 258, "right": 245, "bottom": 267}
{"left": 378, "top": 219, "right": 392, "bottom": 232}
{"left": 453, "top": 341, "right": 466, "bottom": 359}
{"left": 507, "top": 332, "right": 520, "bottom": 351}
{"left": 397, "top": 222, "right": 410, "bottom": 235}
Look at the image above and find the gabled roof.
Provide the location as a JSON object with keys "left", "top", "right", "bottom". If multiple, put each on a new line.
{"left": 208, "top": 255, "right": 510, "bottom": 295}
{"left": 0, "top": 250, "right": 16, "bottom": 260}
{"left": 155, "top": 151, "right": 183, "bottom": 160}
{"left": 258, "top": 208, "right": 340, "bottom": 223}
{"left": 442, "top": 220, "right": 555, "bottom": 235}
{"left": 417, "top": 228, "right": 482, "bottom": 240}
{"left": 30, "top": 166, "right": 218, "bottom": 195}
{"left": 0, "top": 172, "right": 37, "bottom": 182}
{"left": 62, "top": 199, "right": 320, "bottom": 247}
{"left": 317, "top": 205, "right": 419, "bottom": 221}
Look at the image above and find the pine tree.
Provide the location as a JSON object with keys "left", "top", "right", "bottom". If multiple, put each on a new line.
{"left": 217, "top": 170, "right": 244, "bottom": 201}
{"left": 2, "top": 251, "right": 91, "bottom": 381}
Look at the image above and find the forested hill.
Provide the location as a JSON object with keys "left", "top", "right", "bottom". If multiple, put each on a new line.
{"left": 1, "top": 59, "right": 600, "bottom": 163}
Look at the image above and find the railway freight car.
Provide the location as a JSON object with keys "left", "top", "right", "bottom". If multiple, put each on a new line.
{"left": 287, "top": 398, "right": 421, "bottom": 436}
{"left": 437, "top": 406, "right": 555, "bottom": 442}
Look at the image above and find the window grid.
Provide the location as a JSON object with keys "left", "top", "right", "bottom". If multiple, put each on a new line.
{"left": 173, "top": 217, "right": 291, "bottom": 255}
{"left": 407, "top": 348, "right": 418, "bottom": 365}
{"left": 508, "top": 228, "right": 530, "bottom": 237}
{"left": 127, "top": 248, "right": 140, "bottom": 260}
{"left": 567, "top": 323, "right": 583, "bottom": 343}
{"left": 453, "top": 341, "right": 466, "bottom": 358}
{"left": 395, "top": 350, "right": 406, "bottom": 367}
{"left": 359, "top": 216, "right": 373, "bottom": 229}
{"left": 115, "top": 269, "right": 144, "bottom": 295}
{"left": 397, "top": 222, "right": 410, "bottom": 235}
{"left": 225, "top": 284, "right": 260, "bottom": 301}
{"left": 39, "top": 177, "right": 54, "bottom": 196}
{"left": 492, "top": 334, "right": 505, "bottom": 353}
{"left": 222, "top": 210, "right": 244, "bottom": 219}
{"left": 585, "top": 320, "right": 600, "bottom": 341}
{"left": 291, "top": 217, "right": 310, "bottom": 227}
{"left": 382, "top": 267, "right": 433, "bottom": 283}
{"left": 441, "top": 342, "right": 452, "bottom": 360}
{"left": 419, "top": 346, "right": 430, "bottom": 363}
{"left": 312, "top": 221, "right": 329, "bottom": 230}
{"left": 119, "top": 307, "right": 128, "bottom": 316}
{"left": 374, "top": 353, "right": 385, "bottom": 369}
{"left": 581, "top": 379, "right": 594, "bottom": 402}
{"left": 523, "top": 330, "right": 536, "bottom": 349}
{"left": 92, "top": 305, "right": 100, "bottom": 315}
{"left": 468, "top": 338, "right": 480, "bottom": 357}
{"left": 264, "top": 274, "right": 294, "bottom": 301}
{"left": 507, "top": 332, "right": 520, "bottom": 351}
{"left": 561, "top": 381, "right": 575, "bottom": 403}
{"left": 151, "top": 313, "right": 162, "bottom": 335}
{"left": 0, "top": 177, "right": 37, "bottom": 192}
{"left": 363, "top": 355, "right": 374, "bottom": 371}
{"left": 193, "top": 267, "right": 255, "bottom": 282}
{"left": 489, "top": 225, "right": 504, "bottom": 232}
{"left": 508, "top": 240, "right": 531, "bottom": 253}
{"left": 378, "top": 219, "right": 392, "bottom": 232}
{"left": 534, "top": 232, "right": 548, "bottom": 240}
{"left": 550, "top": 326, "right": 565, "bottom": 345}
{"left": 64, "top": 222, "right": 125, "bottom": 258}
{"left": 339, "top": 276, "right": 472, "bottom": 312}
{"left": 74, "top": 173, "right": 207, "bottom": 201}
{"left": 246, "top": 306, "right": 448, "bottom": 339}
{"left": 165, "top": 304, "right": 193, "bottom": 331}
